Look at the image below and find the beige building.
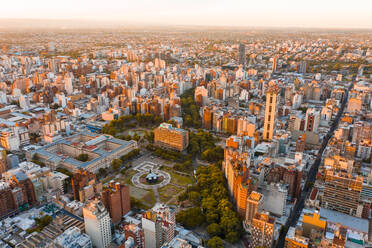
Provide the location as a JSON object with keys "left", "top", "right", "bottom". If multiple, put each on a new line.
{"left": 321, "top": 170, "right": 363, "bottom": 216}
{"left": 27, "top": 132, "right": 137, "bottom": 173}
{"left": 249, "top": 212, "right": 276, "bottom": 248}
{"left": 154, "top": 123, "right": 189, "bottom": 151}
{"left": 245, "top": 191, "right": 263, "bottom": 226}
{"left": 263, "top": 81, "right": 279, "bottom": 141}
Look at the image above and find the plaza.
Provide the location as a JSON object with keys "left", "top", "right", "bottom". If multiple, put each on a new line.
{"left": 131, "top": 161, "right": 171, "bottom": 190}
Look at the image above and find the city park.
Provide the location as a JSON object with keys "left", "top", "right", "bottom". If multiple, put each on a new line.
{"left": 96, "top": 88, "right": 242, "bottom": 244}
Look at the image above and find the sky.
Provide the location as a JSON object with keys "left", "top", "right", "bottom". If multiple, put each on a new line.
{"left": 1, "top": 0, "right": 372, "bottom": 29}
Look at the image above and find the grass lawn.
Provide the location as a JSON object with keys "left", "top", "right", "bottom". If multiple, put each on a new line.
{"left": 129, "top": 185, "right": 156, "bottom": 208}
{"left": 143, "top": 190, "right": 156, "bottom": 207}
{"left": 158, "top": 184, "right": 184, "bottom": 203}
{"left": 162, "top": 167, "right": 193, "bottom": 186}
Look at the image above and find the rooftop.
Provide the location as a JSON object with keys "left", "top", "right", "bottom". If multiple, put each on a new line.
{"left": 29, "top": 131, "right": 136, "bottom": 169}
{"left": 319, "top": 208, "right": 369, "bottom": 233}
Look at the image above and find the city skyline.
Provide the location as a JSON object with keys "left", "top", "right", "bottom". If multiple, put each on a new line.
{"left": 1, "top": 0, "right": 372, "bottom": 29}
{"left": 0, "top": 3, "right": 371, "bottom": 247}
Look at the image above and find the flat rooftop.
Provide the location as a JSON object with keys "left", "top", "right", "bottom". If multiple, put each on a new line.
{"left": 30, "top": 131, "right": 136, "bottom": 169}
{"left": 319, "top": 208, "right": 369, "bottom": 233}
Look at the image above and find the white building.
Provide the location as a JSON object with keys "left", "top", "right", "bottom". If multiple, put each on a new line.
{"left": 83, "top": 199, "right": 112, "bottom": 248}
{"left": 321, "top": 105, "right": 333, "bottom": 124}
{"left": 142, "top": 203, "right": 175, "bottom": 248}
{"left": 0, "top": 126, "right": 29, "bottom": 151}
{"left": 55, "top": 226, "right": 92, "bottom": 248}
{"left": 65, "top": 76, "right": 73, "bottom": 95}
{"left": 260, "top": 183, "right": 288, "bottom": 216}
{"left": 194, "top": 86, "right": 208, "bottom": 106}
{"left": 357, "top": 139, "right": 372, "bottom": 160}
{"left": 292, "top": 93, "right": 303, "bottom": 110}
{"left": 19, "top": 95, "right": 30, "bottom": 110}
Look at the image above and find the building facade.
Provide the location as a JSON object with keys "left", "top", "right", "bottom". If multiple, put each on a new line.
{"left": 83, "top": 199, "right": 112, "bottom": 248}
{"left": 154, "top": 123, "right": 189, "bottom": 151}
{"left": 321, "top": 170, "right": 362, "bottom": 216}
{"left": 101, "top": 181, "right": 130, "bottom": 224}
{"left": 263, "top": 81, "right": 279, "bottom": 141}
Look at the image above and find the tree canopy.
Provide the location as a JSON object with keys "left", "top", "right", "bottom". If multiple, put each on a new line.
{"left": 181, "top": 88, "right": 202, "bottom": 128}
{"left": 176, "top": 164, "right": 243, "bottom": 243}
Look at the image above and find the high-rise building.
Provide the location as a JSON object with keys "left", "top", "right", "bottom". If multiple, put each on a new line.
{"left": 223, "top": 135, "right": 253, "bottom": 217}
{"left": 65, "top": 76, "right": 73, "bottom": 95}
{"left": 321, "top": 170, "right": 362, "bottom": 216}
{"left": 238, "top": 43, "right": 246, "bottom": 67}
{"left": 72, "top": 169, "right": 102, "bottom": 202}
{"left": 124, "top": 221, "right": 145, "bottom": 248}
{"left": 142, "top": 203, "right": 175, "bottom": 248}
{"left": 261, "top": 183, "right": 288, "bottom": 217}
{"left": 249, "top": 212, "right": 276, "bottom": 248}
{"left": 263, "top": 81, "right": 280, "bottom": 141}
{"left": 203, "top": 106, "right": 213, "bottom": 130}
{"left": 100, "top": 181, "right": 130, "bottom": 224}
{"left": 154, "top": 123, "right": 189, "bottom": 151}
{"left": 0, "top": 182, "right": 17, "bottom": 218}
{"left": 0, "top": 149, "right": 7, "bottom": 175}
{"left": 305, "top": 108, "right": 320, "bottom": 133}
{"left": 3, "top": 169, "right": 37, "bottom": 207}
{"left": 83, "top": 199, "right": 112, "bottom": 248}
{"left": 298, "top": 61, "right": 307, "bottom": 74}
{"left": 272, "top": 56, "right": 278, "bottom": 73}
{"left": 296, "top": 134, "right": 306, "bottom": 153}
{"left": 245, "top": 191, "right": 263, "bottom": 226}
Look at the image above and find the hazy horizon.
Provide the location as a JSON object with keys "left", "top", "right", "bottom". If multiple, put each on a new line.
{"left": 1, "top": 0, "right": 372, "bottom": 29}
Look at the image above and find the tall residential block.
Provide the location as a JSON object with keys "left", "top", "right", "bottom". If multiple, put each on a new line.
{"left": 321, "top": 170, "right": 362, "bottom": 216}
{"left": 141, "top": 203, "right": 175, "bottom": 248}
{"left": 101, "top": 181, "right": 130, "bottom": 224}
{"left": 245, "top": 191, "right": 263, "bottom": 226}
{"left": 154, "top": 123, "right": 189, "bottom": 151}
{"left": 83, "top": 199, "right": 112, "bottom": 248}
{"left": 72, "top": 169, "right": 102, "bottom": 202}
{"left": 249, "top": 212, "right": 276, "bottom": 248}
{"left": 238, "top": 43, "right": 246, "bottom": 66}
{"left": 263, "top": 81, "right": 280, "bottom": 141}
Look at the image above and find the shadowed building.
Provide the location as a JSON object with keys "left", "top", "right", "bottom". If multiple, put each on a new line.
{"left": 101, "top": 181, "right": 130, "bottom": 224}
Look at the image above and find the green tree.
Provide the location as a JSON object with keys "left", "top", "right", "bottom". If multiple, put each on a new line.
{"left": 76, "top": 153, "right": 88, "bottom": 162}
{"left": 176, "top": 207, "right": 204, "bottom": 229}
{"left": 207, "top": 236, "right": 224, "bottom": 248}
{"left": 188, "top": 191, "right": 201, "bottom": 206}
{"left": 112, "top": 159, "right": 122, "bottom": 171}
{"left": 207, "top": 223, "right": 221, "bottom": 237}
{"left": 98, "top": 168, "right": 107, "bottom": 178}
{"left": 225, "top": 231, "right": 239, "bottom": 243}
{"left": 205, "top": 212, "right": 219, "bottom": 224}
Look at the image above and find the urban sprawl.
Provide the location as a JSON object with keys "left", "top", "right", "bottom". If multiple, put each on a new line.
{"left": 0, "top": 29, "right": 371, "bottom": 248}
